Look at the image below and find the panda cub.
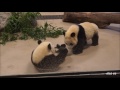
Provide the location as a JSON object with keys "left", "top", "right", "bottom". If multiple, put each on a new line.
{"left": 31, "top": 40, "right": 68, "bottom": 70}
{"left": 63, "top": 22, "right": 99, "bottom": 54}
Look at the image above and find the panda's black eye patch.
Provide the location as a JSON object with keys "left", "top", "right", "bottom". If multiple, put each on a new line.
{"left": 71, "top": 33, "right": 75, "bottom": 37}
{"left": 48, "top": 44, "right": 51, "bottom": 50}
{"left": 70, "top": 43, "right": 73, "bottom": 46}
{"left": 65, "top": 43, "right": 68, "bottom": 45}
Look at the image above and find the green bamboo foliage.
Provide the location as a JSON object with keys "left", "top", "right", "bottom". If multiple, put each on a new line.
{"left": 0, "top": 12, "right": 65, "bottom": 45}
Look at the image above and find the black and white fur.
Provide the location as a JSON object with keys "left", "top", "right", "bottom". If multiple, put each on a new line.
{"left": 54, "top": 44, "right": 68, "bottom": 65}
{"left": 31, "top": 40, "right": 56, "bottom": 68}
{"left": 63, "top": 22, "right": 99, "bottom": 54}
{"left": 31, "top": 40, "right": 68, "bottom": 69}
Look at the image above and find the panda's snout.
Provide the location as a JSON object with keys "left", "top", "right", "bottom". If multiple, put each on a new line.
{"left": 66, "top": 43, "right": 73, "bottom": 46}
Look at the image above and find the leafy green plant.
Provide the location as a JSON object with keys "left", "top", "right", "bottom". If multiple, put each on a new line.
{"left": 17, "top": 22, "right": 65, "bottom": 41}
{"left": 4, "top": 12, "right": 40, "bottom": 33}
{"left": 0, "top": 12, "right": 65, "bottom": 45}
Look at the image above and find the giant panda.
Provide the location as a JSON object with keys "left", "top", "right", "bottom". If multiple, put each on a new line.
{"left": 31, "top": 40, "right": 56, "bottom": 69}
{"left": 63, "top": 22, "right": 99, "bottom": 54}
{"left": 31, "top": 40, "right": 68, "bottom": 70}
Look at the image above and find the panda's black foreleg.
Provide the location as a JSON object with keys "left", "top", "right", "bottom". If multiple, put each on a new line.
{"left": 84, "top": 40, "right": 87, "bottom": 46}
{"left": 72, "top": 39, "right": 85, "bottom": 54}
{"left": 92, "top": 33, "right": 99, "bottom": 46}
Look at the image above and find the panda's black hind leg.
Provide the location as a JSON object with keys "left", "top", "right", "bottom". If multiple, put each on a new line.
{"left": 92, "top": 33, "right": 99, "bottom": 46}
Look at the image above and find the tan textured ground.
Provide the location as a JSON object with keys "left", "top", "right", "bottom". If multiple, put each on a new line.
{"left": 0, "top": 12, "right": 120, "bottom": 76}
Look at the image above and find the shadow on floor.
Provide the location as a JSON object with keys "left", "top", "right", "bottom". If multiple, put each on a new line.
{"left": 106, "top": 24, "right": 120, "bottom": 32}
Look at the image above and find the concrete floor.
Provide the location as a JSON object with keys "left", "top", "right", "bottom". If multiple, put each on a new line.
{"left": 0, "top": 13, "right": 120, "bottom": 76}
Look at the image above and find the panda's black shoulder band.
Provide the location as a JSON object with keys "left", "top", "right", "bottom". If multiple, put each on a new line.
{"left": 76, "top": 24, "right": 84, "bottom": 30}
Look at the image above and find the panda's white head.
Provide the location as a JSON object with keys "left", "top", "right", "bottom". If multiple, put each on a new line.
{"left": 37, "top": 40, "right": 56, "bottom": 54}
{"left": 32, "top": 40, "right": 56, "bottom": 64}
{"left": 63, "top": 25, "right": 79, "bottom": 48}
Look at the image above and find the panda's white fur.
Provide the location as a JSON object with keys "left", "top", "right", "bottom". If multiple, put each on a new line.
{"left": 79, "top": 22, "right": 98, "bottom": 40}
{"left": 32, "top": 42, "right": 56, "bottom": 64}
{"left": 66, "top": 45, "right": 73, "bottom": 56}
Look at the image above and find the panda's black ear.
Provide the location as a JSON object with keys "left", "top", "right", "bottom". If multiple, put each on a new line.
{"left": 38, "top": 40, "right": 42, "bottom": 44}
{"left": 48, "top": 44, "right": 51, "bottom": 50}
{"left": 63, "top": 31, "right": 66, "bottom": 36}
{"left": 61, "top": 44, "right": 66, "bottom": 48}
{"left": 71, "top": 33, "right": 75, "bottom": 37}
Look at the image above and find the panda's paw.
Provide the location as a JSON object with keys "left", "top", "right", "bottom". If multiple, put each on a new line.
{"left": 73, "top": 50, "right": 83, "bottom": 54}
{"left": 92, "top": 43, "right": 98, "bottom": 46}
